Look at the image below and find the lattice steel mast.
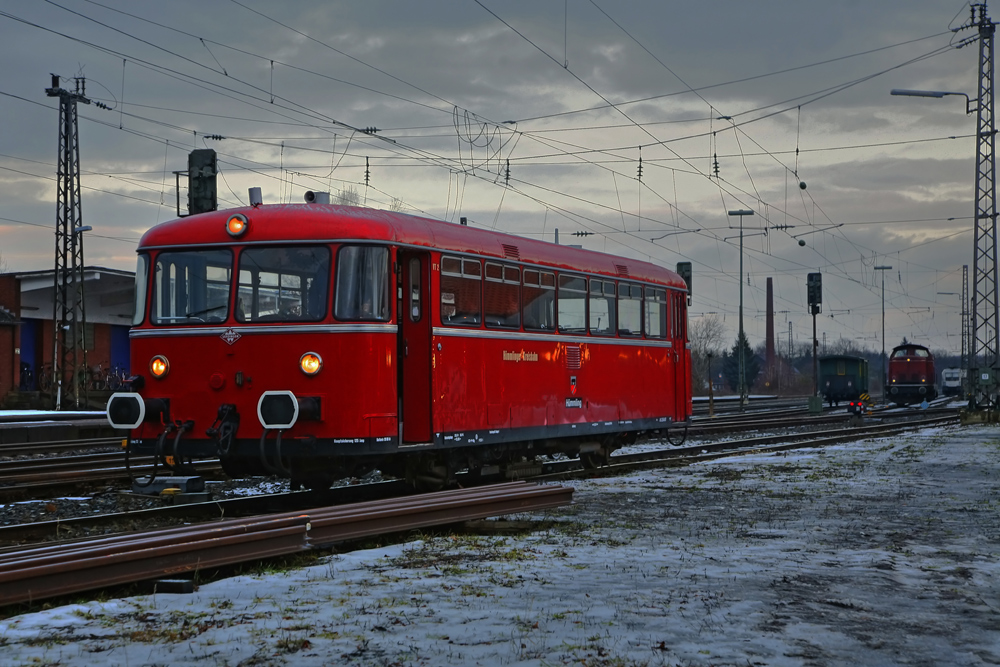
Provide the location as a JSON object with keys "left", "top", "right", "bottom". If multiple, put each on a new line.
{"left": 46, "top": 75, "right": 90, "bottom": 410}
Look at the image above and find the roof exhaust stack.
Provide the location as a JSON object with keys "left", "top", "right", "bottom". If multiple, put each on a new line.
{"left": 304, "top": 191, "right": 330, "bottom": 204}
{"left": 248, "top": 187, "right": 263, "bottom": 207}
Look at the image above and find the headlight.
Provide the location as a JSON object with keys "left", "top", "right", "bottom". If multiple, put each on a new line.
{"left": 150, "top": 355, "right": 170, "bottom": 379}
{"left": 226, "top": 213, "right": 249, "bottom": 237}
{"left": 300, "top": 352, "right": 322, "bottom": 376}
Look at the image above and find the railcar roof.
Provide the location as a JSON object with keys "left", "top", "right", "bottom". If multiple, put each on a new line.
{"left": 138, "top": 204, "right": 686, "bottom": 288}
{"left": 818, "top": 354, "right": 867, "bottom": 362}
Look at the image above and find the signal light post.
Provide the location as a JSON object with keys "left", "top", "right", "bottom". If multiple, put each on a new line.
{"left": 807, "top": 272, "right": 822, "bottom": 412}
{"left": 875, "top": 265, "right": 892, "bottom": 404}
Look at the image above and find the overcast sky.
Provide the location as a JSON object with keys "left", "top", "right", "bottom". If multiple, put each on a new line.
{"left": 0, "top": 0, "right": 989, "bottom": 356}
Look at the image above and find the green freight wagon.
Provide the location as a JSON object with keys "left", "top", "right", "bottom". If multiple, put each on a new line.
{"left": 818, "top": 355, "right": 869, "bottom": 406}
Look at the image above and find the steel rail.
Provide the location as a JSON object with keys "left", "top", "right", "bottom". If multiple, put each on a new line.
{"left": 0, "top": 437, "right": 125, "bottom": 457}
{"left": 0, "top": 482, "right": 572, "bottom": 606}
{"left": 539, "top": 413, "right": 961, "bottom": 482}
{"left": 0, "top": 410, "right": 957, "bottom": 545}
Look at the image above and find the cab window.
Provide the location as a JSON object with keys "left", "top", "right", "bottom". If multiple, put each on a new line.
{"left": 333, "top": 246, "right": 390, "bottom": 321}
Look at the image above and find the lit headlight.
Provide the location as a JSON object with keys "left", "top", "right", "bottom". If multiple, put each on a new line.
{"left": 226, "top": 213, "right": 249, "bottom": 237}
{"left": 300, "top": 352, "right": 322, "bottom": 376}
{"left": 150, "top": 355, "right": 170, "bottom": 379}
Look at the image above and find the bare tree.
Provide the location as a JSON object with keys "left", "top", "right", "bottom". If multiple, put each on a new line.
{"left": 0, "top": 252, "right": 7, "bottom": 274}
{"left": 689, "top": 314, "right": 727, "bottom": 394}
{"left": 335, "top": 186, "right": 362, "bottom": 206}
{"left": 387, "top": 197, "right": 405, "bottom": 212}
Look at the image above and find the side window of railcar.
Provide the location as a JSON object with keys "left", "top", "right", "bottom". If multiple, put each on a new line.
{"left": 440, "top": 256, "right": 482, "bottom": 326}
{"left": 408, "top": 257, "right": 422, "bottom": 322}
{"left": 132, "top": 254, "right": 149, "bottom": 326}
{"left": 618, "top": 283, "right": 642, "bottom": 336}
{"left": 484, "top": 263, "right": 520, "bottom": 329}
{"left": 557, "top": 274, "right": 587, "bottom": 333}
{"left": 589, "top": 279, "right": 616, "bottom": 336}
{"left": 151, "top": 249, "right": 232, "bottom": 325}
{"left": 523, "top": 269, "right": 555, "bottom": 331}
{"left": 237, "top": 246, "right": 331, "bottom": 323}
{"left": 670, "top": 291, "right": 685, "bottom": 339}
{"left": 333, "top": 246, "right": 390, "bottom": 321}
{"left": 676, "top": 290, "right": 687, "bottom": 340}
{"left": 644, "top": 287, "right": 667, "bottom": 338}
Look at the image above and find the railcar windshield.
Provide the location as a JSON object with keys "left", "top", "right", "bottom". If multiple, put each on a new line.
{"left": 151, "top": 249, "right": 232, "bottom": 325}
{"left": 237, "top": 246, "right": 331, "bottom": 322}
{"left": 335, "top": 245, "right": 390, "bottom": 321}
{"left": 892, "top": 348, "right": 929, "bottom": 358}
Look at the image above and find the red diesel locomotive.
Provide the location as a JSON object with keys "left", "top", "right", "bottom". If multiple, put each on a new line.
{"left": 107, "top": 198, "right": 692, "bottom": 488}
{"left": 888, "top": 343, "right": 937, "bottom": 406}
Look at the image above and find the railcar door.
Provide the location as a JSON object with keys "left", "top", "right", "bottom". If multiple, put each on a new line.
{"left": 399, "top": 251, "right": 433, "bottom": 443}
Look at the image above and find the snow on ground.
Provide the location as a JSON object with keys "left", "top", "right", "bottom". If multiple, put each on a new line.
{"left": 1, "top": 424, "right": 998, "bottom": 666}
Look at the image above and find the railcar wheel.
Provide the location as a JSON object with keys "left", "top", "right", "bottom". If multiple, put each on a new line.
{"left": 220, "top": 455, "right": 268, "bottom": 479}
{"left": 406, "top": 456, "right": 455, "bottom": 492}
{"left": 580, "top": 451, "right": 607, "bottom": 469}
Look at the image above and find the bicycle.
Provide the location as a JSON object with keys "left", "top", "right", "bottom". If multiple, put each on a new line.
{"left": 37, "top": 363, "right": 53, "bottom": 392}
{"left": 107, "top": 363, "right": 128, "bottom": 391}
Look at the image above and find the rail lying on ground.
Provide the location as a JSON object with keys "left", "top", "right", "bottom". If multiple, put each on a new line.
{"left": 0, "top": 481, "right": 572, "bottom": 607}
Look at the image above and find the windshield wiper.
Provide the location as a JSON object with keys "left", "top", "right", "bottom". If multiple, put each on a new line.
{"left": 185, "top": 305, "right": 226, "bottom": 319}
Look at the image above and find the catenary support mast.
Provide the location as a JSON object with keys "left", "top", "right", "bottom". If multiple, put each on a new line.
{"left": 969, "top": 4, "right": 1000, "bottom": 408}
{"left": 46, "top": 75, "right": 90, "bottom": 410}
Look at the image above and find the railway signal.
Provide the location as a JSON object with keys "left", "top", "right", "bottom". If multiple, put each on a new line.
{"left": 807, "top": 272, "right": 822, "bottom": 315}
{"left": 807, "top": 272, "right": 823, "bottom": 411}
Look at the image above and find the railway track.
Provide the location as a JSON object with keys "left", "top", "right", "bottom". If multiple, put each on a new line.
{"left": 0, "top": 408, "right": 961, "bottom": 608}
{"left": 0, "top": 408, "right": 959, "bottom": 547}
{"left": 0, "top": 403, "right": 958, "bottom": 502}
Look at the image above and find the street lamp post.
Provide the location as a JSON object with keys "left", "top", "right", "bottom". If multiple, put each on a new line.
{"left": 875, "top": 265, "right": 892, "bottom": 404}
{"left": 706, "top": 352, "right": 715, "bottom": 418}
{"left": 891, "top": 89, "right": 975, "bottom": 113}
{"left": 728, "top": 209, "right": 755, "bottom": 410}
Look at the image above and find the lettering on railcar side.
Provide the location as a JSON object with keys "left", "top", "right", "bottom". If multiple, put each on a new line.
{"left": 503, "top": 350, "right": 539, "bottom": 362}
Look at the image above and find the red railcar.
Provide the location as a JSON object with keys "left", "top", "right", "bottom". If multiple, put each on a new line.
{"left": 888, "top": 343, "right": 937, "bottom": 406}
{"left": 107, "top": 201, "right": 692, "bottom": 488}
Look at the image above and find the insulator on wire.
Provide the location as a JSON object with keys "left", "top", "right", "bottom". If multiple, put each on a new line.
{"left": 365, "top": 156, "right": 370, "bottom": 187}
